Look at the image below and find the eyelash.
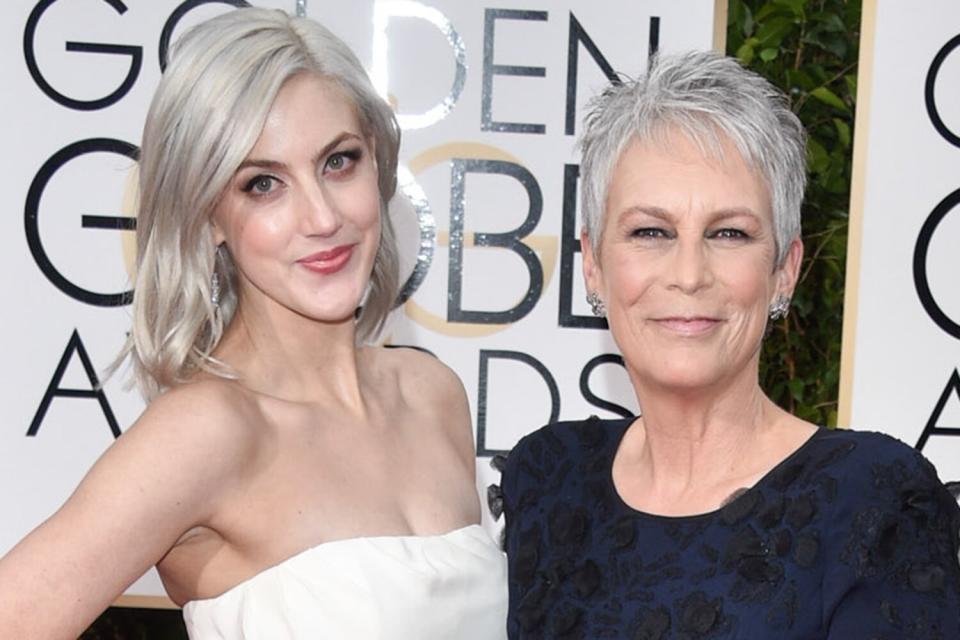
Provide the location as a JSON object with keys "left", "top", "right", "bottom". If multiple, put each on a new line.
{"left": 710, "top": 228, "right": 750, "bottom": 240}
{"left": 241, "top": 174, "right": 279, "bottom": 195}
{"left": 325, "top": 148, "right": 362, "bottom": 173}
{"left": 238, "top": 148, "right": 364, "bottom": 197}
{"left": 629, "top": 227, "right": 751, "bottom": 240}
{"left": 631, "top": 227, "right": 671, "bottom": 239}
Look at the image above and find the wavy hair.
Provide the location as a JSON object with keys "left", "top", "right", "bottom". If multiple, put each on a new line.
{"left": 579, "top": 50, "right": 806, "bottom": 266}
{"left": 117, "top": 8, "right": 400, "bottom": 399}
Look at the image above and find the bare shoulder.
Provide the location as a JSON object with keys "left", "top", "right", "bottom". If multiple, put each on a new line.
{"left": 132, "top": 378, "right": 257, "bottom": 447}
{"left": 115, "top": 378, "right": 262, "bottom": 489}
{"left": 374, "top": 346, "right": 468, "bottom": 410}
{"left": 370, "top": 346, "right": 474, "bottom": 460}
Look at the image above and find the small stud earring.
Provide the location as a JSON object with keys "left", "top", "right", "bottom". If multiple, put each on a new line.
{"left": 586, "top": 291, "right": 606, "bottom": 318}
{"left": 768, "top": 295, "right": 790, "bottom": 321}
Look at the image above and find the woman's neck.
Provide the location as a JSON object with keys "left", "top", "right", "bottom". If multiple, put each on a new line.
{"left": 618, "top": 366, "right": 789, "bottom": 511}
{"left": 213, "top": 296, "right": 369, "bottom": 411}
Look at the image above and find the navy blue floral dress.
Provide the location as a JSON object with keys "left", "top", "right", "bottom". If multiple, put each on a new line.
{"left": 498, "top": 418, "right": 960, "bottom": 639}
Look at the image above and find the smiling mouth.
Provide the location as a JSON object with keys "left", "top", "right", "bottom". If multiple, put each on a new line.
{"left": 297, "top": 244, "right": 355, "bottom": 275}
{"left": 651, "top": 317, "right": 723, "bottom": 336}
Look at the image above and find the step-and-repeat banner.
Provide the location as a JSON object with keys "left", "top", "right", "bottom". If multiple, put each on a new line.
{"left": 840, "top": 0, "right": 960, "bottom": 479}
{"left": 1, "top": 0, "right": 722, "bottom": 603}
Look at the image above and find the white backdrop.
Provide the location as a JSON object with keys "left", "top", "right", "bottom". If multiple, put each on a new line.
{"left": 840, "top": 0, "right": 960, "bottom": 479}
{"left": 0, "top": 0, "right": 721, "bottom": 602}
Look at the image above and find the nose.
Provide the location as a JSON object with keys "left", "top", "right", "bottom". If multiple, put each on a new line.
{"left": 298, "top": 180, "right": 342, "bottom": 237}
{"left": 668, "top": 236, "right": 713, "bottom": 294}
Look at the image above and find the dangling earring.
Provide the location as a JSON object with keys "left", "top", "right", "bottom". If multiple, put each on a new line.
{"left": 768, "top": 294, "right": 790, "bottom": 321}
{"left": 586, "top": 291, "right": 606, "bottom": 317}
{"left": 210, "top": 270, "right": 221, "bottom": 308}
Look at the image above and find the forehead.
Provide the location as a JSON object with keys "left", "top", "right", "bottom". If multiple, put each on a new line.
{"left": 249, "top": 74, "right": 362, "bottom": 155}
{"left": 604, "top": 129, "right": 770, "bottom": 223}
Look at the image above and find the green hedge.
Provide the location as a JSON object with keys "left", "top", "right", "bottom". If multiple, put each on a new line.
{"left": 730, "top": 0, "right": 858, "bottom": 427}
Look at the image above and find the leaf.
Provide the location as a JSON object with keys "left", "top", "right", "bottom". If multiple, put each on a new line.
{"left": 788, "top": 378, "right": 805, "bottom": 402}
{"left": 773, "top": 0, "right": 806, "bottom": 19}
{"left": 756, "top": 15, "right": 796, "bottom": 48}
{"left": 810, "top": 86, "right": 848, "bottom": 112}
{"left": 756, "top": 2, "right": 793, "bottom": 21}
{"left": 737, "top": 42, "right": 756, "bottom": 65}
{"left": 759, "top": 47, "right": 779, "bottom": 62}
{"left": 807, "top": 138, "right": 830, "bottom": 174}
{"left": 844, "top": 74, "right": 857, "bottom": 97}
{"left": 833, "top": 118, "right": 851, "bottom": 149}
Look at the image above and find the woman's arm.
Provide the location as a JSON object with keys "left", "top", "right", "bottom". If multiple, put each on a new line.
{"left": 825, "top": 446, "right": 960, "bottom": 638}
{"left": 0, "top": 382, "right": 252, "bottom": 639}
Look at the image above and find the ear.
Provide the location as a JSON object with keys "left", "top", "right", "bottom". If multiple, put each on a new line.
{"left": 210, "top": 217, "right": 226, "bottom": 247}
{"left": 581, "top": 228, "right": 602, "bottom": 295}
{"left": 775, "top": 236, "right": 804, "bottom": 299}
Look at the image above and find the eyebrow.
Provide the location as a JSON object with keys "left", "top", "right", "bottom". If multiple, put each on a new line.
{"left": 236, "top": 131, "right": 364, "bottom": 173}
{"left": 618, "top": 205, "right": 761, "bottom": 223}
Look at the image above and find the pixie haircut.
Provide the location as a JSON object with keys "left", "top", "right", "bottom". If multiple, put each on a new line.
{"left": 121, "top": 8, "right": 400, "bottom": 399}
{"left": 579, "top": 50, "right": 806, "bottom": 266}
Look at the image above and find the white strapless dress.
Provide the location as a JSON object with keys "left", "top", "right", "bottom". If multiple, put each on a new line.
{"left": 182, "top": 524, "right": 507, "bottom": 639}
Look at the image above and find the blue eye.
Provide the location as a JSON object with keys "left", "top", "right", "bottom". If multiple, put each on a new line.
{"left": 242, "top": 175, "right": 278, "bottom": 195}
{"left": 325, "top": 149, "right": 361, "bottom": 173}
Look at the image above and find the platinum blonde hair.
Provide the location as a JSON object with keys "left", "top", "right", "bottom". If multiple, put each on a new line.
{"left": 118, "top": 8, "right": 400, "bottom": 399}
{"left": 579, "top": 50, "right": 806, "bottom": 265}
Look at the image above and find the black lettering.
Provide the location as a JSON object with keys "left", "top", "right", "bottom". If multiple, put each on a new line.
{"left": 27, "top": 330, "right": 121, "bottom": 438}
{"left": 25, "top": 138, "right": 138, "bottom": 307}
{"left": 916, "top": 369, "right": 960, "bottom": 450}
{"left": 447, "top": 159, "right": 544, "bottom": 324}
{"left": 558, "top": 163, "right": 607, "bottom": 329}
{"left": 482, "top": 9, "right": 548, "bottom": 134}
{"left": 925, "top": 32, "right": 960, "bottom": 148}
{"left": 24, "top": 0, "right": 142, "bottom": 110}
{"left": 564, "top": 13, "right": 619, "bottom": 136}
{"left": 580, "top": 354, "right": 634, "bottom": 418}
{"left": 913, "top": 186, "right": 960, "bottom": 339}
{"left": 648, "top": 16, "right": 661, "bottom": 59}
{"left": 476, "top": 350, "right": 560, "bottom": 456}
{"left": 159, "top": 0, "right": 251, "bottom": 70}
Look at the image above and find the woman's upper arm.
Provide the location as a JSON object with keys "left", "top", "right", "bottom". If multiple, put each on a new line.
{"left": 825, "top": 446, "right": 960, "bottom": 638}
{"left": 0, "top": 383, "right": 251, "bottom": 638}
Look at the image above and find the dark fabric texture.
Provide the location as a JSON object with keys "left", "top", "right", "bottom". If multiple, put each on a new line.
{"left": 500, "top": 418, "right": 960, "bottom": 639}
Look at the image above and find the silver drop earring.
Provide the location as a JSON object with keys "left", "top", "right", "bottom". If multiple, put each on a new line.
{"left": 768, "top": 295, "right": 790, "bottom": 321}
{"left": 586, "top": 291, "right": 606, "bottom": 317}
{"left": 210, "top": 271, "right": 221, "bottom": 308}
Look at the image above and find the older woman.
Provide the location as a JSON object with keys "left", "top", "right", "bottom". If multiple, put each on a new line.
{"left": 500, "top": 51, "right": 960, "bottom": 638}
{"left": 0, "top": 8, "right": 506, "bottom": 639}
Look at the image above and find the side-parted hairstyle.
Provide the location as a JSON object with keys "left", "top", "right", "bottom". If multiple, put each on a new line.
{"left": 120, "top": 8, "right": 400, "bottom": 399}
{"left": 578, "top": 50, "right": 806, "bottom": 266}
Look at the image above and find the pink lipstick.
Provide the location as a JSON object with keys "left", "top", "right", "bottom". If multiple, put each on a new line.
{"left": 652, "top": 317, "right": 722, "bottom": 337}
{"left": 297, "top": 244, "right": 354, "bottom": 275}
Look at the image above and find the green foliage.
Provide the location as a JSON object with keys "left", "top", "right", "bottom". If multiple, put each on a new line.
{"left": 728, "top": 0, "right": 860, "bottom": 426}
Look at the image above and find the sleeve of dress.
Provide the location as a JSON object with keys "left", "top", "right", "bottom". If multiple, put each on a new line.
{"left": 498, "top": 436, "right": 532, "bottom": 640}
{"left": 823, "top": 445, "right": 960, "bottom": 639}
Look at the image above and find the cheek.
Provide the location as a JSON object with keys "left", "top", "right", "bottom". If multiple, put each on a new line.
{"left": 724, "top": 254, "right": 777, "bottom": 308}
{"left": 602, "top": 250, "right": 654, "bottom": 302}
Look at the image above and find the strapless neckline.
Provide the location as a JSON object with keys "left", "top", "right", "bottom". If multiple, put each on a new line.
{"left": 184, "top": 524, "right": 484, "bottom": 606}
{"left": 180, "top": 523, "right": 507, "bottom": 639}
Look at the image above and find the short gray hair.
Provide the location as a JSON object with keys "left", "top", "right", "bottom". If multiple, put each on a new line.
{"left": 121, "top": 8, "right": 400, "bottom": 398}
{"left": 579, "top": 50, "right": 806, "bottom": 265}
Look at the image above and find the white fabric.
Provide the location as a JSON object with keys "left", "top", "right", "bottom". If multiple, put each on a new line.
{"left": 182, "top": 525, "right": 507, "bottom": 639}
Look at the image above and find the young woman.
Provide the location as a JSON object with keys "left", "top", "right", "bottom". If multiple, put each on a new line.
{"left": 0, "top": 9, "right": 507, "bottom": 639}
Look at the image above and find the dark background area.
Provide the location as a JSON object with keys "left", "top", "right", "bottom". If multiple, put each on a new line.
{"left": 81, "top": 0, "right": 859, "bottom": 636}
